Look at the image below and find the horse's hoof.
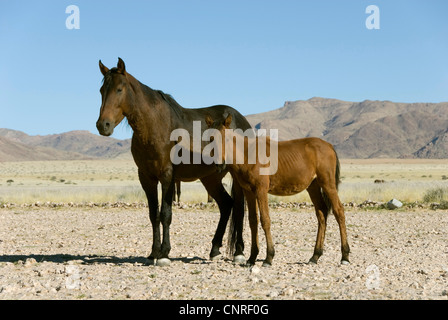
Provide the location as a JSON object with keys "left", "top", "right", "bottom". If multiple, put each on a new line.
{"left": 210, "top": 254, "right": 222, "bottom": 261}
{"left": 307, "top": 259, "right": 317, "bottom": 265}
{"left": 341, "top": 260, "right": 350, "bottom": 265}
{"left": 233, "top": 255, "right": 246, "bottom": 265}
{"left": 262, "top": 262, "right": 272, "bottom": 268}
{"left": 249, "top": 265, "right": 261, "bottom": 274}
{"left": 147, "top": 257, "right": 157, "bottom": 266}
{"left": 156, "top": 258, "right": 171, "bottom": 267}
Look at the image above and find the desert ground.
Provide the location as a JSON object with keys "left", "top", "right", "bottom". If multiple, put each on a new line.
{"left": 0, "top": 159, "right": 447, "bottom": 300}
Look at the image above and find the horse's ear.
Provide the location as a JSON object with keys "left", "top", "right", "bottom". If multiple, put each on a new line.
{"left": 117, "top": 57, "right": 126, "bottom": 74}
{"left": 224, "top": 114, "right": 232, "bottom": 128}
{"left": 205, "top": 115, "right": 214, "bottom": 128}
{"left": 99, "top": 60, "right": 109, "bottom": 76}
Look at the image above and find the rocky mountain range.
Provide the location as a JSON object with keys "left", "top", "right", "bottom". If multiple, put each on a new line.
{"left": 0, "top": 97, "right": 447, "bottom": 161}
{"left": 245, "top": 97, "right": 448, "bottom": 159}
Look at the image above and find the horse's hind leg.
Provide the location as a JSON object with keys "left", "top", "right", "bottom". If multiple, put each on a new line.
{"left": 306, "top": 179, "right": 329, "bottom": 264}
{"left": 200, "top": 174, "right": 233, "bottom": 260}
{"left": 321, "top": 184, "right": 350, "bottom": 264}
{"left": 175, "top": 180, "right": 181, "bottom": 202}
{"left": 230, "top": 181, "right": 246, "bottom": 263}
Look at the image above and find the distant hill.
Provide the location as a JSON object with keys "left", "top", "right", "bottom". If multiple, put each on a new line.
{"left": 1, "top": 97, "right": 447, "bottom": 161}
{"left": 246, "top": 98, "right": 448, "bottom": 159}
{"left": 0, "top": 129, "right": 131, "bottom": 161}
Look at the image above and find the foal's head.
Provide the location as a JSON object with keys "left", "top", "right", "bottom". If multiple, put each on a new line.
{"left": 97, "top": 58, "right": 133, "bottom": 136}
{"left": 205, "top": 114, "right": 234, "bottom": 172}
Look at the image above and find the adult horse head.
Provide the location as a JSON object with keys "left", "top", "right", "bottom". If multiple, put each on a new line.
{"left": 97, "top": 58, "right": 129, "bottom": 136}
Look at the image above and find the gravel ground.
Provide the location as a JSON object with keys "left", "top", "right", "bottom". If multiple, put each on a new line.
{"left": 0, "top": 206, "right": 447, "bottom": 300}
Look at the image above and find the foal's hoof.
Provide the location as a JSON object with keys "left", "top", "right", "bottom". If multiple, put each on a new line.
{"left": 233, "top": 255, "right": 246, "bottom": 265}
{"left": 341, "top": 260, "right": 350, "bottom": 265}
{"left": 156, "top": 258, "right": 171, "bottom": 267}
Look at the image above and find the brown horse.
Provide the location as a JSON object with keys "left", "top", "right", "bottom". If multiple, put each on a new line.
{"left": 174, "top": 180, "right": 181, "bottom": 202}
{"left": 207, "top": 114, "right": 350, "bottom": 266}
{"left": 173, "top": 180, "right": 213, "bottom": 203}
{"left": 96, "top": 58, "right": 251, "bottom": 266}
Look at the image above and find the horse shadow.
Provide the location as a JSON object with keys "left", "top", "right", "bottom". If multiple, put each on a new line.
{"left": 0, "top": 254, "right": 208, "bottom": 266}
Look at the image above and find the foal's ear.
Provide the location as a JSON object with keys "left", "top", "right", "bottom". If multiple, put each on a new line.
{"left": 99, "top": 60, "right": 109, "bottom": 76}
{"left": 205, "top": 115, "right": 214, "bottom": 128}
{"left": 117, "top": 57, "right": 126, "bottom": 74}
{"left": 224, "top": 114, "right": 232, "bottom": 128}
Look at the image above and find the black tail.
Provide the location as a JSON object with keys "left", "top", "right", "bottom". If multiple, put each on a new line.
{"left": 227, "top": 180, "right": 238, "bottom": 257}
{"left": 321, "top": 148, "right": 341, "bottom": 213}
{"left": 227, "top": 179, "right": 245, "bottom": 257}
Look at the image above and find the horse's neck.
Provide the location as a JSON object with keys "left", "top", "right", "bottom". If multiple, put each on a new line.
{"left": 229, "top": 134, "right": 272, "bottom": 166}
{"left": 228, "top": 134, "right": 265, "bottom": 159}
{"left": 126, "top": 76, "right": 174, "bottom": 145}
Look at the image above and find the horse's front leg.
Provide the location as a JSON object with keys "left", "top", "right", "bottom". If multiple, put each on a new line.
{"left": 256, "top": 190, "right": 275, "bottom": 267}
{"left": 138, "top": 171, "right": 160, "bottom": 265}
{"left": 245, "top": 191, "right": 259, "bottom": 266}
{"left": 157, "top": 175, "right": 175, "bottom": 267}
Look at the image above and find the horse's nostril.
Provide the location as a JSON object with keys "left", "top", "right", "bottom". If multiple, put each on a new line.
{"left": 105, "top": 122, "right": 110, "bottom": 129}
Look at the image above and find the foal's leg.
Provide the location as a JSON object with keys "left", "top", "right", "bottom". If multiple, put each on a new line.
{"left": 245, "top": 191, "right": 259, "bottom": 266}
{"left": 306, "top": 179, "right": 329, "bottom": 264}
{"left": 321, "top": 184, "right": 350, "bottom": 264}
{"left": 200, "top": 174, "right": 233, "bottom": 260}
{"left": 256, "top": 190, "right": 275, "bottom": 266}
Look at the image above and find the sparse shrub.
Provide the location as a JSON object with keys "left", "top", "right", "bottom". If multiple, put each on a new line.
{"left": 438, "top": 201, "right": 448, "bottom": 209}
{"left": 423, "top": 187, "right": 448, "bottom": 203}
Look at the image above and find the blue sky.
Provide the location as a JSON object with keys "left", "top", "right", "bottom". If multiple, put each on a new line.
{"left": 1, "top": 0, "right": 447, "bottom": 140}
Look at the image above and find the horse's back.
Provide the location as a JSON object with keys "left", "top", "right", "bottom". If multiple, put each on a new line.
{"left": 279, "top": 137, "right": 334, "bottom": 158}
{"left": 277, "top": 137, "right": 337, "bottom": 175}
{"left": 268, "top": 137, "right": 337, "bottom": 195}
{"left": 186, "top": 104, "right": 252, "bottom": 130}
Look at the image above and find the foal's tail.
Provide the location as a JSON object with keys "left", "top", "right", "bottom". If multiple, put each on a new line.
{"left": 334, "top": 149, "right": 342, "bottom": 190}
{"left": 322, "top": 147, "right": 342, "bottom": 213}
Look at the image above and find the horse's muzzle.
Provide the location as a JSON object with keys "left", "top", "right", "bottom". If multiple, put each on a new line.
{"left": 96, "top": 119, "right": 114, "bottom": 136}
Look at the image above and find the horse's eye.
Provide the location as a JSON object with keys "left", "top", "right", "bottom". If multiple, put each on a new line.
{"left": 117, "top": 88, "right": 123, "bottom": 93}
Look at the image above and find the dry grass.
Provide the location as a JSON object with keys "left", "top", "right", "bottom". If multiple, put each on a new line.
{"left": 0, "top": 159, "right": 447, "bottom": 204}
{"left": 0, "top": 160, "right": 214, "bottom": 204}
